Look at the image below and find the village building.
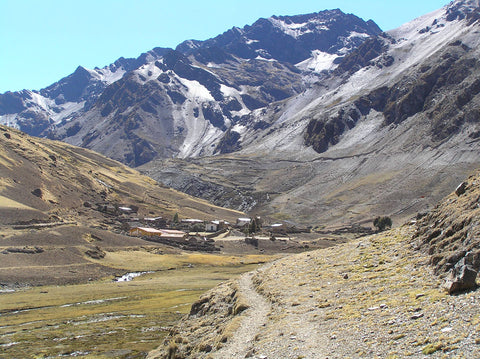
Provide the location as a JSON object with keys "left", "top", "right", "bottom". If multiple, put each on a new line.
{"left": 236, "top": 218, "right": 251, "bottom": 228}
{"left": 181, "top": 219, "right": 204, "bottom": 224}
{"left": 129, "top": 227, "right": 187, "bottom": 240}
{"left": 205, "top": 220, "right": 229, "bottom": 232}
{"left": 158, "top": 229, "right": 188, "bottom": 240}
{"left": 142, "top": 216, "right": 166, "bottom": 228}
{"left": 269, "top": 223, "right": 287, "bottom": 234}
{"left": 129, "top": 227, "right": 163, "bottom": 237}
{"left": 179, "top": 218, "right": 205, "bottom": 231}
{"left": 205, "top": 222, "right": 218, "bottom": 232}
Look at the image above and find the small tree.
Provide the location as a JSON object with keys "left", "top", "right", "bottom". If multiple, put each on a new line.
{"left": 192, "top": 223, "right": 204, "bottom": 233}
{"left": 249, "top": 217, "right": 261, "bottom": 234}
{"left": 173, "top": 212, "right": 179, "bottom": 224}
{"left": 373, "top": 216, "right": 392, "bottom": 232}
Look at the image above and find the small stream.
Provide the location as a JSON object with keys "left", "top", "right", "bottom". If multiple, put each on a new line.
{"left": 114, "top": 271, "right": 154, "bottom": 282}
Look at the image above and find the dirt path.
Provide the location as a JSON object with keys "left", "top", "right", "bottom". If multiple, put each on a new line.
{"left": 213, "top": 270, "right": 271, "bottom": 358}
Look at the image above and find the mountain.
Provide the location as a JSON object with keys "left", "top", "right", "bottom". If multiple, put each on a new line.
{"left": 140, "top": 0, "right": 480, "bottom": 226}
{"left": 0, "top": 125, "right": 243, "bottom": 285}
{"left": 3, "top": 1, "right": 480, "bottom": 228}
{"left": 0, "top": 47, "right": 170, "bottom": 138}
{"left": 0, "top": 9, "right": 381, "bottom": 167}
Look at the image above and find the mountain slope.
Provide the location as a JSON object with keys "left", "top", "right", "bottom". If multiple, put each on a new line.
{"left": 141, "top": 0, "right": 480, "bottom": 226}
{"left": 0, "top": 125, "right": 243, "bottom": 285}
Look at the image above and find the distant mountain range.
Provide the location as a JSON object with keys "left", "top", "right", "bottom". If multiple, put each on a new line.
{"left": 2, "top": 0, "right": 480, "bottom": 226}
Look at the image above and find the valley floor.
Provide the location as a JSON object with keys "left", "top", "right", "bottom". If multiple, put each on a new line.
{"left": 151, "top": 225, "right": 480, "bottom": 358}
{"left": 0, "top": 250, "right": 275, "bottom": 358}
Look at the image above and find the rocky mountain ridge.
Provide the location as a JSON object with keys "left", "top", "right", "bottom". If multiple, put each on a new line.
{"left": 0, "top": 47, "right": 171, "bottom": 138}
{"left": 0, "top": 9, "right": 381, "bottom": 167}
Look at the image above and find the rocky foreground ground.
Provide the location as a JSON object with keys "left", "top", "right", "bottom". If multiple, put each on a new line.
{"left": 147, "top": 223, "right": 480, "bottom": 359}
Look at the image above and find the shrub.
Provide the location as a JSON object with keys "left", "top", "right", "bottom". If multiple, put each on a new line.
{"left": 373, "top": 216, "right": 392, "bottom": 232}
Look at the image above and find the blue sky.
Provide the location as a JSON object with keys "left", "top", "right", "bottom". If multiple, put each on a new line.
{"left": 0, "top": 0, "right": 450, "bottom": 93}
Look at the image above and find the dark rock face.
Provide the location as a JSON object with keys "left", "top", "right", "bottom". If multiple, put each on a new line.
{"left": 305, "top": 35, "right": 480, "bottom": 154}
{"left": 446, "top": 0, "right": 480, "bottom": 23}
{"left": 41, "top": 66, "right": 98, "bottom": 103}
{"left": 304, "top": 108, "right": 357, "bottom": 153}
{"left": 0, "top": 91, "right": 29, "bottom": 115}
{"left": 85, "top": 246, "right": 106, "bottom": 260}
{"left": 456, "top": 182, "right": 468, "bottom": 196}
{"left": 202, "top": 103, "right": 226, "bottom": 130}
{"left": 16, "top": 111, "right": 52, "bottom": 137}
{"left": 335, "top": 34, "right": 393, "bottom": 75}
{"left": 214, "top": 130, "right": 241, "bottom": 154}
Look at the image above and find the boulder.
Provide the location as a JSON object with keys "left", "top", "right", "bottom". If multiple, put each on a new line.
{"left": 455, "top": 182, "right": 467, "bottom": 196}
{"left": 444, "top": 254, "right": 478, "bottom": 294}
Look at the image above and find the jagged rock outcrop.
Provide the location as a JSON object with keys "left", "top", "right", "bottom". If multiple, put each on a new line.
{"left": 413, "top": 170, "right": 480, "bottom": 293}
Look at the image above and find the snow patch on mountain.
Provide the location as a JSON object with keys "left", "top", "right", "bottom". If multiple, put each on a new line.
{"left": 220, "top": 84, "right": 238, "bottom": 97}
{"left": 94, "top": 67, "right": 126, "bottom": 84}
{"left": 136, "top": 63, "right": 163, "bottom": 81}
{"left": 0, "top": 114, "right": 19, "bottom": 129}
{"left": 296, "top": 51, "right": 339, "bottom": 72}
{"left": 177, "top": 77, "right": 215, "bottom": 101}
{"left": 269, "top": 17, "right": 327, "bottom": 39}
{"left": 177, "top": 116, "right": 222, "bottom": 158}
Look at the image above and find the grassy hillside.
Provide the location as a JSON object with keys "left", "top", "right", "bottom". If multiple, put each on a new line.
{"left": 0, "top": 125, "right": 244, "bottom": 285}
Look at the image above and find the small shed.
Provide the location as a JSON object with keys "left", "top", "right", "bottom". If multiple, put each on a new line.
{"left": 181, "top": 219, "right": 204, "bottom": 225}
{"left": 143, "top": 216, "right": 166, "bottom": 228}
{"left": 206, "top": 220, "right": 229, "bottom": 232}
{"left": 269, "top": 223, "right": 287, "bottom": 234}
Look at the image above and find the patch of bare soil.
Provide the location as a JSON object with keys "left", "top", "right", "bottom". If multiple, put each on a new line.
{"left": 151, "top": 224, "right": 480, "bottom": 358}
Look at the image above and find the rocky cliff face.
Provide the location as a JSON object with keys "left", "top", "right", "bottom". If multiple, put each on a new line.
{"left": 413, "top": 170, "right": 480, "bottom": 290}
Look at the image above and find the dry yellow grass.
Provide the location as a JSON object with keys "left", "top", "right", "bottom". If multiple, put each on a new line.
{"left": 0, "top": 195, "right": 35, "bottom": 209}
{"left": 88, "top": 250, "right": 276, "bottom": 272}
{"left": 0, "top": 250, "right": 272, "bottom": 358}
{"left": 0, "top": 124, "right": 244, "bottom": 225}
